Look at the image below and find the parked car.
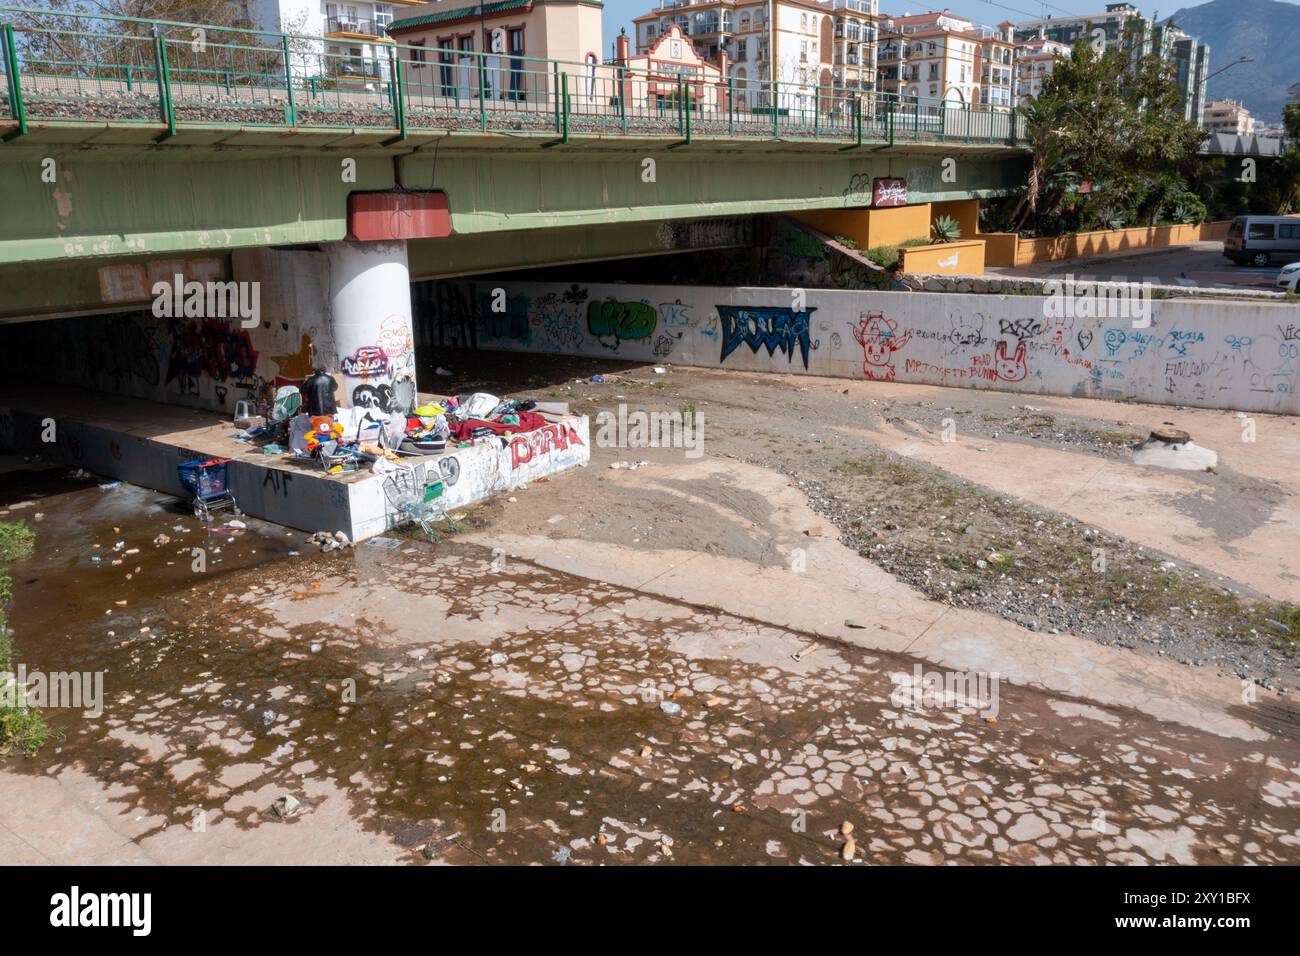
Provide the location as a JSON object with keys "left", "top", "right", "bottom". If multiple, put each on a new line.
{"left": 1223, "top": 215, "right": 1300, "bottom": 266}
{"left": 1277, "top": 261, "right": 1300, "bottom": 292}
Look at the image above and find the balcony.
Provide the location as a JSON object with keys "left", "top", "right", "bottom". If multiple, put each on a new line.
{"left": 325, "top": 17, "right": 389, "bottom": 40}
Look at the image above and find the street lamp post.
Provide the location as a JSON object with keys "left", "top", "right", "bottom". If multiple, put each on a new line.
{"left": 1205, "top": 56, "right": 1252, "bottom": 83}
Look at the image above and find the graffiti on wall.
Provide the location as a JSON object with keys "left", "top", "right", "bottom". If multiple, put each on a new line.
{"left": 166, "top": 318, "right": 258, "bottom": 385}
{"left": 851, "top": 313, "right": 911, "bottom": 382}
{"left": 508, "top": 422, "right": 585, "bottom": 470}
{"left": 427, "top": 280, "right": 1300, "bottom": 415}
{"left": 588, "top": 299, "right": 657, "bottom": 349}
{"left": 717, "top": 305, "right": 817, "bottom": 369}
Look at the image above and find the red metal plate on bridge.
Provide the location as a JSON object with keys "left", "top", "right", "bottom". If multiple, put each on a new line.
{"left": 346, "top": 191, "right": 451, "bottom": 241}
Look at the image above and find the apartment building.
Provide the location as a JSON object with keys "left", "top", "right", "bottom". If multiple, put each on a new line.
{"left": 632, "top": 0, "right": 879, "bottom": 111}
{"left": 389, "top": 0, "right": 603, "bottom": 63}
{"left": 1203, "top": 99, "right": 1255, "bottom": 137}
{"left": 1159, "top": 24, "right": 1210, "bottom": 125}
{"left": 1013, "top": 4, "right": 1209, "bottom": 124}
{"left": 1013, "top": 34, "right": 1071, "bottom": 102}
{"left": 245, "top": 0, "right": 417, "bottom": 83}
{"left": 876, "top": 11, "right": 1013, "bottom": 109}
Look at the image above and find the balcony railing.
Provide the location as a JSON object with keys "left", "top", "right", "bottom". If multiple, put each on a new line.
{"left": 324, "top": 17, "right": 388, "bottom": 39}
{"left": 0, "top": 4, "right": 1026, "bottom": 146}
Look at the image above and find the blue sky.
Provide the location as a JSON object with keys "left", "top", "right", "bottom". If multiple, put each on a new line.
{"left": 598, "top": 0, "right": 1291, "bottom": 58}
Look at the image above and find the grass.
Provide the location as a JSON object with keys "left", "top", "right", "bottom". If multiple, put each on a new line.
{"left": 828, "top": 451, "right": 1300, "bottom": 657}
{"left": 863, "top": 237, "right": 933, "bottom": 272}
{"left": 0, "top": 522, "right": 48, "bottom": 758}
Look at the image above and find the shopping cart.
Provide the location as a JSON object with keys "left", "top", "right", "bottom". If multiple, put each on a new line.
{"left": 178, "top": 457, "right": 240, "bottom": 520}
{"left": 381, "top": 463, "right": 459, "bottom": 542}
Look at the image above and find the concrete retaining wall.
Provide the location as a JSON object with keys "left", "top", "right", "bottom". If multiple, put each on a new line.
{"left": 436, "top": 280, "right": 1300, "bottom": 415}
{"left": 991, "top": 221, "right": 1233, "bottom": 267}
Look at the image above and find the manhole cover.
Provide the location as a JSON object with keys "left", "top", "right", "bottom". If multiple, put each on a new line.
{"left": 1149, "top": 427, "right": 1191, "bottom": 444}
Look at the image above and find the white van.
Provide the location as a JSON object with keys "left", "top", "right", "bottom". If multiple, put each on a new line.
{"left": 1223, "top": 216, "right": 1300, "bottom": 267}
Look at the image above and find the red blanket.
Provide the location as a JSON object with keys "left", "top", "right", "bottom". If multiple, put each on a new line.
{"left": 447, "top": 411, "right": 548, "bottom": 441}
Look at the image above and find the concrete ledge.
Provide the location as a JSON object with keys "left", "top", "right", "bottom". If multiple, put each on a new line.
{"left": 0, "top": 386, "right": 589, "bottom": 541}
{"left": 896, "top": 271, "right": 1290, "bottom": 302}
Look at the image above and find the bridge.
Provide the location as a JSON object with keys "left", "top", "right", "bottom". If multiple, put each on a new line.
{"left": 1198, "top": 131, "right": 1285, "bottom": 158}
{"left": 0, "top": 5, "right": 1033, "bottom": 455}
{"left": 1, "top": 7, "right": 1028, "bottom": 287}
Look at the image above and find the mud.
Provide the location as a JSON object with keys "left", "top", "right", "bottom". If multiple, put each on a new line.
{"left": 6, "top": 489, "right": 1299, "bottom": 864}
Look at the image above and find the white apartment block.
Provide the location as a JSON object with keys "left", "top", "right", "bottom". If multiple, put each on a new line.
{"left": 1203, "top": 99, "right": 1255, "bottom": 137}
{"left": 244, "top": 0, "right": 419, "bottom": 84}
{"left": 1013, "top": 35, "right": 1071, "bottom": 102}
{"left": 877, "top": 11, "right": 1014, "bottom": 110}
{"left": 632, "top": 0, "right": 879, "bottom": 112}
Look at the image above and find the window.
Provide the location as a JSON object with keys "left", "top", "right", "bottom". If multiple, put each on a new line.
{"left": 646, "top": 25, "right": 657, "bottom": 38}
{"left": 1280, "top": 223, "right": 1300, "bottom": 240}
{"left": 411, "top": 39, "right": 426, "bottom": 67}
{"left": 1248, "top": 223, "right": 1275, "bottom": 240}
{"left": 736, "top": 39, "right": 747, "bottom": 60}
{"left": 374, "top": 4, "right": 392, "bottom": 27}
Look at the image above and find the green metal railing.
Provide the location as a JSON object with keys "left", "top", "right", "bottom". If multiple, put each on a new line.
{"left": 0, "top": 6, "right": 1024, "bottom": 146}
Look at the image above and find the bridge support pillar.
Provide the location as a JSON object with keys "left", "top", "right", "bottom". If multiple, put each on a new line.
{"left": 324, "top": 240, "right": 417, "bottom": 416}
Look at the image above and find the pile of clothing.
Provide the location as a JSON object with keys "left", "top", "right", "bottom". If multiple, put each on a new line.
{"left": 237, "top": 384, "right": 550, "bottom": 475}
{"left": 443, "top": 394, "right": 546, "bottom": 443}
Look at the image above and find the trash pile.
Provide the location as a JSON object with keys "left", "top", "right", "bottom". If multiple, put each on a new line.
{"left": 235, "top": 370, "right": 556, "bottom": 478}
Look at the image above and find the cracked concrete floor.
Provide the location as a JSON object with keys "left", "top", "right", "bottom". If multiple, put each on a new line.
{"left": 3, "top": 515, "right": 1299, "bottom": 865}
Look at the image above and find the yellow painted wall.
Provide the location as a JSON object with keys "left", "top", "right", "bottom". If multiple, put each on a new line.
{"left": 1015, "top": 221, "right": 1231, "bottom": 265}
{"left": 930, "top": 199, "right": 980, "bottom": 242}
{"left": 794, "top": 203, "right": 932, "bottom": 250}
{"left": 980, "top": 232, "right": 1019, "bottom": 267}
{"left": 899, "top": 239, "right": 985, "bottom": 275}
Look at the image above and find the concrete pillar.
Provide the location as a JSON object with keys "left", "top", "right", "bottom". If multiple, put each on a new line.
{"left": 325, "top": 240, "right": 417, "bottom": 416}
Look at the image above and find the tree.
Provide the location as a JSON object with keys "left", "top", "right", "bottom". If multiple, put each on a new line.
{"left": 1009, "top": 23, "right": 1208, "bottom": 235}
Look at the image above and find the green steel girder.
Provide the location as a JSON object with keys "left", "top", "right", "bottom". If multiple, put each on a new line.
{"left": 0, "top": 131, "right": 1028, "bottom": 267}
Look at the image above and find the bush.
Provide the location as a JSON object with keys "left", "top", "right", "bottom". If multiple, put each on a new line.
{"left": 0, "top": 522, "right": 46, "bottom": 758}
{"left": 864, "top": 236, "right": 932, "bottom": 271}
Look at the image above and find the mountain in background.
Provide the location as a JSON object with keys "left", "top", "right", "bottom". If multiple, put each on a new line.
{"left": 1165, "top": 0, "right": 1300, "bottom": 125}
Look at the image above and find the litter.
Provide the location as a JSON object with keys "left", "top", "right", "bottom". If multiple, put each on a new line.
{"left": 271, "top": 795, "right": 304, "bottom": 819}
{"left": 659, "top": 701, "right": 682, "bottom": 715}
{"left": 98, "top": 481, "right": 121, "bottom": 490}
{"left": 792, "top": 641, "right": 820, "bottom": 661}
